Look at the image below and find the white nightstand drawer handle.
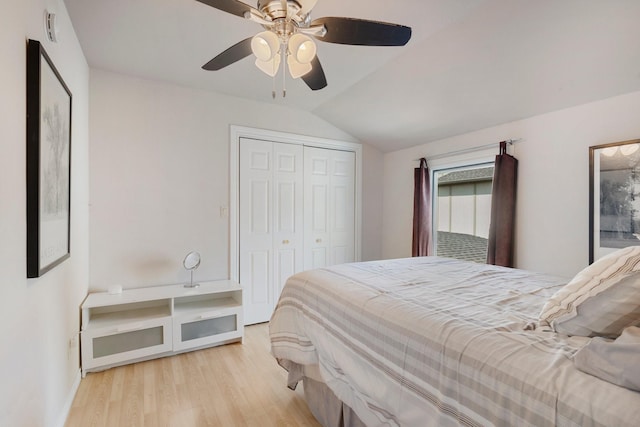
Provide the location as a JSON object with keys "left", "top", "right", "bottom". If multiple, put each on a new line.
{"left": 115, "top": 323, "right": 146, "bottom": 333}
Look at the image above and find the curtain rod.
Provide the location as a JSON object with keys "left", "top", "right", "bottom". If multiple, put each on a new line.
{"left": 415, "top": 139, "right": 522, "bottom": 162}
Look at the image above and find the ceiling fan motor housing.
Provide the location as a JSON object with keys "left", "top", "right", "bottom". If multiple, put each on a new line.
{"left": 257, "top": 0, "right": 309, "bottom": 22}
{"left": 258, "top": 0, "right": 287, "bottom": 20}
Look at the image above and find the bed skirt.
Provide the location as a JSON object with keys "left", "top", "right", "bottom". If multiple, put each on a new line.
{"left": 302, "top": 376, "right": 366, "bottom": 427}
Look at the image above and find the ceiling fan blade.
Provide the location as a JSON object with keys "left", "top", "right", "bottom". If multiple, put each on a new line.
{"left": 202, "top": 37, "right": 253, "bottom": 71}
{"left": 195, "top": 0, "right": 259, "bottom": 19}
{"left": 310, "top": 17, "right": 411, "bottom": 46}
{"left": 301, "top": 56, "right": 327, "bottom": 90}
{"left": 298, "top": 0, "right": 318, "bottom": 15}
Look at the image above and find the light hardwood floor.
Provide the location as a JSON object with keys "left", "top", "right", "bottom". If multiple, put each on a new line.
{"left": 66, "top": 323, "right": 321, "bottom": 427}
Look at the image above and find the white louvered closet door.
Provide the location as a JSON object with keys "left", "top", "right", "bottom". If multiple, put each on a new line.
{"left": 239, "top": 138, "right": 303, "bottom": 325}
{"left": 303, "top": 146, "right": 356, "bottom": 270}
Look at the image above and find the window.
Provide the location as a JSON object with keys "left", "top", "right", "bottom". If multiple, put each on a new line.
{"left": 433, "top": 163, "right": 494, "bottom": 263}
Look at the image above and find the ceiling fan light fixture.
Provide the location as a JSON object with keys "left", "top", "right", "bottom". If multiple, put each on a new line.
{"left": 255, "top": 55, "right": 281, "bottom": 77}
{"left": 288, "top": 33, "right": 316, "bottom": 64}
{"left": 620, "top": 144, "right": 639, "bottom": 156}
{"left": 198, "top": 0, "right": 412, "bottom": 94}
{"left": 251, "top": 31, "right": 280, "bottom": 61}
{"left": 602, "top": 147, "right": 619, "bottom": 157}
{"left": 287, "top": 55, "right": 312, "bottom": 78}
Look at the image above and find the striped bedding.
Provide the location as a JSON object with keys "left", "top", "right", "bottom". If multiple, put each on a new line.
{"left": 269, "top": 257, "right": 640, "bottom": 427}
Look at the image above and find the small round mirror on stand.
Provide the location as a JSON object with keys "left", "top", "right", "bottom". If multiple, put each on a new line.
{"left": 183, "top": 251, "right": 201, "bottom": 288}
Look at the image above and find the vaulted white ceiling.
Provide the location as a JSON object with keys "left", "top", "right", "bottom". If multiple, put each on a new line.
{"left": 64, "top": 0, "right": 640, "bottom": 152}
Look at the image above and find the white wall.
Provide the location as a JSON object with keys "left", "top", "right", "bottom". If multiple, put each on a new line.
{"left": 0, "top": 1, "right": 89, "bottom": 426}
{"left": 383, "top": 90, "right": 640, "bottom": 278}
{"left": 89, "top": 70, "right": 378, "bottom": 290}
{"left": 361, "top": 143, "right": 384, "bottom": 261}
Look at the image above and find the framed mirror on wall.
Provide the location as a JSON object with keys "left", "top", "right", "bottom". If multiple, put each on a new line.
{"left": 589, "top": 139, "right": 640, "bottom": 263}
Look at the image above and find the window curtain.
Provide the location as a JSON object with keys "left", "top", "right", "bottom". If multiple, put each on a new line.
{"left": 412, "top": 158, "right": 432, "bottom": 257}
{"left": 487, "top": 141, "right": 518, "bottom": 267}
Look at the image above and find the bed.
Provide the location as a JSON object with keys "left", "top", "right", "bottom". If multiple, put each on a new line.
{"left": 269, "top": 255, "right": 640, "bottom": 427}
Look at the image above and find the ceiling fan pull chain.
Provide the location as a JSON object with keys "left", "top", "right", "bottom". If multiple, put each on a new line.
{"left": 271, "top": 50, "right": 279, "bottom": 99}
{"left": 282, "top": 47, "right": 287, "bottom": 97}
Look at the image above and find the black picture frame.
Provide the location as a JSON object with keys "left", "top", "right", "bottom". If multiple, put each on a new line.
{"left": 589, "top": 138, "right": 640, "bottom": 264}
{"left": 26, "top": 39, "right": 72, "bottom": 278}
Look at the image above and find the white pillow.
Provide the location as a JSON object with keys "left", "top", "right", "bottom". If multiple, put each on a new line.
{"left": 539, "top": 246, "right": 640, "bottom": 337}
{"left": 574, "top": 326, "right": 640, "bottom": 391}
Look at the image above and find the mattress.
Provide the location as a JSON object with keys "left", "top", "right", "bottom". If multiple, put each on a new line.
{"left": 269, "top": 257, "right": 640, "bottom": 427}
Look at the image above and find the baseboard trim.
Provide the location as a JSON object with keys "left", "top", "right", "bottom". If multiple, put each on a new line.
{"left": 54, "top": 368, "right": 81, "bottom": 427}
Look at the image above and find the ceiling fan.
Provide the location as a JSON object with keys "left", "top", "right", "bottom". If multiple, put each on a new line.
{"left": 197, "top": 0, "right": 412, "bottom": 97}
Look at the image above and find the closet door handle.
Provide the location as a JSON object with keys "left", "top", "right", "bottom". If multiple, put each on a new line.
{"left": 282, "top": 240, "right": 290, "bottom": 244}
{"left": 316, "top": 238, "right": 322, "bottom": 243}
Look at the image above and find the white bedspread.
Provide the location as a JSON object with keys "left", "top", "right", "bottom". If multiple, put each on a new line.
{"left": 269, "top": 257, "right": 640, "bottom": 427}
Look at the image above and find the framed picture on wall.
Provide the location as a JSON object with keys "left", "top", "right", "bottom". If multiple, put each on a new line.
{"left": 589, "top": 139, "right": 640, "bottom": 263}
{"left": 26, "top": 39, "right": 72, "bottom": 278}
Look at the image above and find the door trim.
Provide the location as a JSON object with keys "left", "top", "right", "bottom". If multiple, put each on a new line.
{"left": 229, "top": 125, "right": 362, "bottom": 283}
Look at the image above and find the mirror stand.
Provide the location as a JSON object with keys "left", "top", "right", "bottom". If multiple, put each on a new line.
{"left": 186, "top": 269, "right": 199, "bottom": 288}
{"left": 183, "top": 251, "right": 201, "bottom": 288}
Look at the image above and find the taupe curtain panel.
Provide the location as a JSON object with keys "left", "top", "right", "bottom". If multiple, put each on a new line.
{"left": 487, "top": 141, "right": 518, "bottom": 267}
{"left": 412, "top": 158, "right": 432, "bottom": 257}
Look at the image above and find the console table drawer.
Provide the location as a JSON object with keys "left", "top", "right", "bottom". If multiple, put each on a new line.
{"left": 173, "top": 307, "right": 242, "bottom": 352}
{"left": 81, "top": 317, "right": 172, "bottom": 371}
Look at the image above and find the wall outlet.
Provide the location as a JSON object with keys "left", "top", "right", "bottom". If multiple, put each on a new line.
{"left": 68, "top": 335, "right": 78, "bottom": 361}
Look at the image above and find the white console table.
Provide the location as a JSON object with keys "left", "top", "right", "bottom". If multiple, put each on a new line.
{"left": 80, "top": 280, "right": 243, "bottom": 376}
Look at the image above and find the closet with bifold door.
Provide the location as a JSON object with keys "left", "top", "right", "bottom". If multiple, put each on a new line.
{"left": 238, "top": 136, "right": 357, "bottom": 325}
